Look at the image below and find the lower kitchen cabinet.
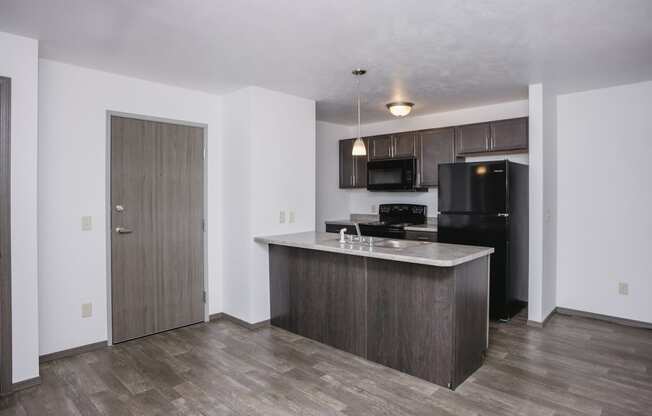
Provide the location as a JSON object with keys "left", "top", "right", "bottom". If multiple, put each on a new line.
{"left": 366, "top": 260, "right": 454, "bottom": 387}
{"left": 269, "top": 245, "right": 366, "bottom": 357}
{"left": 404, "top": 230, "right": 438, "bottom": 242}
{"left": 268, "top": 244, "right": 490, "bottom": 389}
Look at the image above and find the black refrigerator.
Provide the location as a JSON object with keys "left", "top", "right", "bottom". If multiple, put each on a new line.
{"left": 437, "top": 160, "right": 529, "bottom": 321}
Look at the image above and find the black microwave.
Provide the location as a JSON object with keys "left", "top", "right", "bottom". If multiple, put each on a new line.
{"left": 367, "top": 158, "right": 427, "bottom": 191}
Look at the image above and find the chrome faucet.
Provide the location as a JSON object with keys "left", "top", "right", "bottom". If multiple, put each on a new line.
{"left": 339, "top": 228, "right": 347, "bottom": 243}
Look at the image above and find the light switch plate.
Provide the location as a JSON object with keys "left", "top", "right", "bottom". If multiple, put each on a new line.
{"left": 618, "top": 282, "right": 629, "bottom": 295}
{"left": 279, "top": 211, "right": 286, "bottom": 224}
{"left": 81, "top": 302, "right": 92, "bottom": 318}
{"left": 81, "top": 216, "right": 92, "bottom": 231}
{"left": 289, "top": 211, "right": 295, "bottom": 223}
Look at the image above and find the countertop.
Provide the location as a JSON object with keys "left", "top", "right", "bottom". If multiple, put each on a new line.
{"left": 255, "top": 231, "right": 493, "bottom": 267}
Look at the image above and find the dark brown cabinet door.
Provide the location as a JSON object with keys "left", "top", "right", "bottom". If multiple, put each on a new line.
{"left": 490, "top": 118, "right": 528, "bottom": 151}
{"left": 455, "top": 123, "right": 490, "bottom": 155}
{"left": 269, "top": 246, "right": 367, "bottom": 357}
{"left": 418, "top": 128, "right": 455, "bottom": 187}
{"left": 393, "top": 132, "right": 417, "bottom": 158}
{"left": 366, "top": 258, "right": 454, "bottom": 386}
{"left": 339, "top": 139, "right": 355, "bottom": 188}
{"left": 369, "top": 135, "right": 393, "bottom": 160}
{"left": 353, "top": 138, "right": 368, "bottom": 188}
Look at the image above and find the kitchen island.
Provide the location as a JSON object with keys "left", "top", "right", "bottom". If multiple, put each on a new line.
{"left": 255, "top": 231, "right": 493, "bottom": 389}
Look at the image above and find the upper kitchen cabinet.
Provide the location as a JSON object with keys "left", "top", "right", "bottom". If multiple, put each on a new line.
{"left": 490, "top": 118, "right": 528, "bottom": 152}
{"left": 418, "top": 128, "right": 455, "bottom": 187}
{"left": 455, "top": 123, "right": 490, "bottom": 154}
{"left": 354, "top": 138, "right": 368, "bottom": 188}
{"left": 339, "top": 138, "right": 368, "bottom": 188}
{"left": 456, "top": 117, "right": 528, "bottom": 155}
{"left": 369, "top": 135, "right": 393, "bottom": 160}
{"left": 393, "top": 132, "right": 418, "bottom": 158}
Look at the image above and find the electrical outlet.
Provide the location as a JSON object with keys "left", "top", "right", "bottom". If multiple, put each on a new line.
{"left": 81, "top": 302, "right": 93, "bottom": 318}
{"left": 279, "top": 211, "right": 286, "bottom": 224}
{"left": 618, "top": 282, "right": 629, "bottom": 295}
{"left": 289, "top": 211, "right": 295, "bottom": 223}
{"left": 81, "top": 216, "right": 93, "bottom": 231}
{"left": 371, "top": 205, "right": 377, "bottom": 213}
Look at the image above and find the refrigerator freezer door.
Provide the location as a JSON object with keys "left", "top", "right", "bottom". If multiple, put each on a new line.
{"left": 437, "top": 214, "right": 511, "bottom": 320}
{"left": 438, "top": 161, "right": 507, "bottom": 214}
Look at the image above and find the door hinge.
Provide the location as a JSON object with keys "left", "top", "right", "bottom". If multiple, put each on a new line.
{"left": 203, "top": 291, "right": 207, "bottom": 303}
{"left": 202, "top": 219, "right": 206, "bottom": 232}
{"left": 203, "top": 146, "right": 206, "bottom": 160}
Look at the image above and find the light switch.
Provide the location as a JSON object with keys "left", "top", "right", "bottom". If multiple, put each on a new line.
{"left": 618, "top": 282, "right": 629, "bottom": 295}
{"left": 289, "top": 211, "right": 295, "bottom": 223}
{"left": 81, "top": 216, "right": 93, "bottom": 231}
{"left": 81, "top": 302, "right": 92, "bottom": 318}
{"left": 279, "top": 211, "right": 286, "bottom": 224}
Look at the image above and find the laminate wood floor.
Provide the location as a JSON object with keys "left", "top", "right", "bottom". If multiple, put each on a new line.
{"left": 1, "top": 311, "right": 651, "bottom": 416}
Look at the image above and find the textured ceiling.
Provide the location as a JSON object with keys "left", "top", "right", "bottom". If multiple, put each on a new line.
{"left": 1, "top": 0, "right": 651, "bottom": 124}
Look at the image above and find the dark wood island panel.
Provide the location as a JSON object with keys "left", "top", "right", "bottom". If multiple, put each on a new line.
{"left": 268, "top": 244, "right": 490, "bottom": 389}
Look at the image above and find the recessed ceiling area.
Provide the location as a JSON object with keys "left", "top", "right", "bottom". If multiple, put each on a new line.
{"left": 1, "top": 0, "right": 651, "bottom": 124}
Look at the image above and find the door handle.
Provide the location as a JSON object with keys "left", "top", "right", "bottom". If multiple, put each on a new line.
{"left": 115, "top": 227, "right": 133, "bottom": 234}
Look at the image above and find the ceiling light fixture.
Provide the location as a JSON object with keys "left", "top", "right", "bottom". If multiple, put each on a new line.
{"left": 387, "top": 101, "right": 414, "bottom": 117}
{"left": 351, "top": 69, "right": 367, "bottom": 156}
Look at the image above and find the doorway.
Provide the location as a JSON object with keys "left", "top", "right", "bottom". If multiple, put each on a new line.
{"left": 0, "top": 77, "right": 11, "bottom": 395}
{"left": 109, "top": 114, "right": 206, "bottom": 343}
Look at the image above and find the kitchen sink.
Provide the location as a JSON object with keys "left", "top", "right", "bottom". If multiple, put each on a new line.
{"left": 372, "top": 239, "right": 428, "bottom": 249}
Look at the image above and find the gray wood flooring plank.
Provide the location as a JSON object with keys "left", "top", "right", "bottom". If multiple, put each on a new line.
{"left": 5, "top": 311, "right": 652, "bottom": 416}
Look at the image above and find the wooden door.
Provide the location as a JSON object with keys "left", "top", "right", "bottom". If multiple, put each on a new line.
{"left": 339, "top": 139, "right": 355, "bottom": 188}
{"left": 490, "top": 118, "right": 528, "bottom": 151}
{"left": 393, "top": 132, "right": 417, "bottom": 158}
{"left": 369, "top": 135, "right": 393, "bottom": 160}
{"left": 111, "top": 116, "right": 204, "bottom": 343}
{"left": 0, "top": 77, "right": 11, "bottom": 394}
{"left": 455, "top": 123, "right": 490, "bottom": 155}
{"left": 419, "top": 128, "right": 455, "bottom": 187}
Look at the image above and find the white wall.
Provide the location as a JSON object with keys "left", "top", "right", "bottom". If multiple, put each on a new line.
{"left": 224, "top": 87, "right": 316, "bottom": 323}
{"left": 542, "top": 85, "right": 558, "bottom": 319}
{"left": 316, "top": 100, "right": 530, "bottom": 227}
{"left": 316, "top": 122, "right": 353, "bottom": 230}
{"left": 0, "top": 32, "right": 40, "bottom": 383}
{"left": 557, "top": 81, "right": 652, "bottom": 323}
{"left": 38, "top": 59, "right": 223, "bottom": 355}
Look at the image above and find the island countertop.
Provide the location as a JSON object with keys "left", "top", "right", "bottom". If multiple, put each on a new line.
{"left": 255, "top": 231, "right": 493, "bottom": 267}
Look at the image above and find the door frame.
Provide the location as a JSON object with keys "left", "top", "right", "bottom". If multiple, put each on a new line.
{"left": 105, "top": 111, "right": 209, "bottom": 346}
{"left": 0, "top": 77, "right": 12, "bottom": 395}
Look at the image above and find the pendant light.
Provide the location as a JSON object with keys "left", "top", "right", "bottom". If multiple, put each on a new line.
{"left": 351, "top": 69, "right": 367, "bottom": 156}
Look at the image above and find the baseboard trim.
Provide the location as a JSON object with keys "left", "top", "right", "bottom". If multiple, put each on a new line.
{"left": 209, "top": 312, "right": 270, "bottom": 330}
{"left": 11, "top": 376, "right": 41, "bottom": 393}
{"left": 556, "top": 307, "right": 652, "bottom": 330}
{"left": 527, "top": 309, "right": 556, "bottom": 328}
{"left": 39, "top": 341, "right": 108, "bottom": 364}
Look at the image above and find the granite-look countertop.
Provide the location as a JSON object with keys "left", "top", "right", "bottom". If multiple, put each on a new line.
{"left": 254, "top": 231, "right": 492, "bottom": 268}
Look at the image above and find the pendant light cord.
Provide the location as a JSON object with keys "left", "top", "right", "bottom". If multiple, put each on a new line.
{"left": 357, "top": 76, "right": 361, "bottom": 140}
